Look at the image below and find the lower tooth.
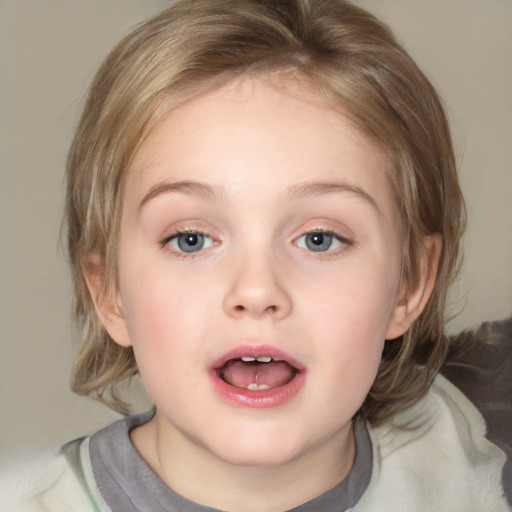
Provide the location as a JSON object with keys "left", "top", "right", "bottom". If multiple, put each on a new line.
{"left": 247, "top": 383, "right": 270, "bottom": 391}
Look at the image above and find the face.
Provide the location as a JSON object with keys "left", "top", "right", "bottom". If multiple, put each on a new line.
{"left": 106, "top": 78, "right": 410, "bottom": 469}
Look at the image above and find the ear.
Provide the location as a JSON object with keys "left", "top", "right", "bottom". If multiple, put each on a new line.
{"left": 386, "top": 235, "right": 442, "bottom": 340}
{"left": 81, "top": 252, "right": 132, "bottom": 348}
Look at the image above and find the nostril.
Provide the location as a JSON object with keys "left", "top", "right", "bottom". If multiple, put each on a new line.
{"left": 232, "top": 304, "right": 277, "bottom": 314}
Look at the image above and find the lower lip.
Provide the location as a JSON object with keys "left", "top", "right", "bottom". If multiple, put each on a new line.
{"left": 209, "top": 370, "right": 306, "bottom": 409}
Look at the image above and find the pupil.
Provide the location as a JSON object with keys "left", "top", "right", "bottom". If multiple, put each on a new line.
{"left": 185, "top": 234, "right": 198, "bottom": 245}
{"left": 311, "top": 233, "right": 324, "bottom": 245}
{"left": 178, "top": 233, "right": 204, "bottom": 253}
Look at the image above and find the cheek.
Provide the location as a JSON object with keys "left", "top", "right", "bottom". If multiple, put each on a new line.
{"left": 118, "top": 267, "right": 185, "bottom": 375}
{"left": 303, "top": 258, "right": 398, "bottom": 337}
{"left": 119, "top": 277, "right": 191, "bottom": 405}
{"left": 121, "top": 258, "right": 200, "bottom": 336}
{"left": 301, "top": 260, "right": 397, "bottom": 393}
{"left": 118, "top": 263, "right": 217, "bottom": 377}
{"left": 123, "top": 281, "right": 173, "bottom": 342}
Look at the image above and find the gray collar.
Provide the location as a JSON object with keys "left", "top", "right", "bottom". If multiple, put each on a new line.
{"left": 89, "top": 412, "right": 372, "bottom": 512}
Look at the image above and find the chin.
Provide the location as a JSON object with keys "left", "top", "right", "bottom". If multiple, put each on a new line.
{"left": 207, "top": 432, "right": 309, "bottom": 468}
{"left": 218, "top": 448, "right": 299, "bottom": 468}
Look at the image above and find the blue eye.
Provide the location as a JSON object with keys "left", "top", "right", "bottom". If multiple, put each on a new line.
{"left": 295, "top": 231, "right": 347, "bottom": 252}
{"left": 168, "top": 232, "right": 214, "bottom": 253}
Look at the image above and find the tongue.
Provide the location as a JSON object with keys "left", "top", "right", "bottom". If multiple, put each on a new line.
{"left": 221, "top": 360, "right": 296, "bottom": 389}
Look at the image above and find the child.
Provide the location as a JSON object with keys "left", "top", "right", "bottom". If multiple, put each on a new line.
{"left": 1, "top": 0, "right": 510, "bottom": 510}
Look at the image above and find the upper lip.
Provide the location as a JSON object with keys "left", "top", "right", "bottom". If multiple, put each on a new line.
{"left": 210, "top": 344, "right": 306, "bottom": 373}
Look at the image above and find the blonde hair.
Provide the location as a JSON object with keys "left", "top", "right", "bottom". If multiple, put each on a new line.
{"left": 65, "top": 0, "right": 465, "bottom": 424}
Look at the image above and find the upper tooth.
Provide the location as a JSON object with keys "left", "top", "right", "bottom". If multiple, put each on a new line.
{"left": 241, "top": 356, "right": 256, "bottom": 362}
{"left": 256, "top": 356, "right": 272, "bottom": 363}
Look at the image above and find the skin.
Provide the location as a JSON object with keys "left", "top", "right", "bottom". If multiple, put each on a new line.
{"left": 84, "top": 77, "right": 439, "bottom": 512}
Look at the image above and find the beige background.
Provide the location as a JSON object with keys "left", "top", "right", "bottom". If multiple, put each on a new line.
{"left": 1, "top": 0, "right": 511, "bottom": 462}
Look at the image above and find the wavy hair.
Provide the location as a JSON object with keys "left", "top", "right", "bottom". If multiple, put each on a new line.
{"left": 65, "top": 0, "right": 465, "bottom": 423}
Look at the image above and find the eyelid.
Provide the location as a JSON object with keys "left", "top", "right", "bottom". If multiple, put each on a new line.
{"left": 161, "top": 227, "right": 209, "bottom": 245}
{"left": 158, "top": 219, "right": 219, "bottom": 245}
{"left": 296, "top": 224, "right": 353, "bottom": 242}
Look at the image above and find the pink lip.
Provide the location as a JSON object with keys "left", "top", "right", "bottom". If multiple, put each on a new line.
{"left": 209, "top": 344, "right": 307, "bottom": 409}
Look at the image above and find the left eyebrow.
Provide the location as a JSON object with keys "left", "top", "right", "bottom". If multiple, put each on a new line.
{"left": 285, "top": 180, "right": 380, "bottom": 213}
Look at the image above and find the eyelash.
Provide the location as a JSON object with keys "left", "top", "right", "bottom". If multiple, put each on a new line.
{"left": 159, "top": 228, "right": 353, "bottom": 258}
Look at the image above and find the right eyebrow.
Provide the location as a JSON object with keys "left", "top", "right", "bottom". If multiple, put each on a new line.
{"left": 138, "top": 180, "right": 224, "bottom": 211}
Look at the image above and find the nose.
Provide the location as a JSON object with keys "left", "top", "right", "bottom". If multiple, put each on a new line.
{"left": 223, "top": 253, "right": 293, "bottom": 320}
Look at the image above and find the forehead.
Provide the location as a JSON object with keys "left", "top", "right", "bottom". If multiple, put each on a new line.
{"left": 129, "top": 78, "right": 390, "bottom": 191}
{"left": 122, "top": 76, "right": 398, "bottom": 232}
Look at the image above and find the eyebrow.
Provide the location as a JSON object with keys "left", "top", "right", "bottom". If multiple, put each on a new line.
{"left": 286, "top": 180, "right": 380, "bottom": 213}
{"left": 139, "top": 180, "right": 223, "bottom": 210}
{"left": 139, "top": 178, "right": 379, "bottom": 213}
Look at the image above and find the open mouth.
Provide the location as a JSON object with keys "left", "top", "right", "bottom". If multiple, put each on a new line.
{"left": 210, "top": 346, "right": 306, "bottom": 407}
{"left": 219, "top": 356, "right": 299, "bottom": 391}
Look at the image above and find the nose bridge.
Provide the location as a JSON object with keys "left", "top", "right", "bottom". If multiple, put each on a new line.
{"left": 223, "top": 244, "right": 292, "bottom": 319}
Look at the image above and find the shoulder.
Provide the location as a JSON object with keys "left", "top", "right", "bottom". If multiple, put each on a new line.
{"left": 356, "top": 374, "right": 510, "bottom": 511}
{"left": 372, "top": 372, "right": 508, "bottom": 469}
{"left": 442, "top": 317, "right": 512, "bottom": 459}
{"left": 442, "top": 316, "right": 512, "bottom": 503}
{"left": 0, "top": 437, "right": 106, "bottom": 512}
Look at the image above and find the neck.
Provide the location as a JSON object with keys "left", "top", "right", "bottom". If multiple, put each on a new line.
{"left": 131, "top": 414, "right": 356, "bottom": 512}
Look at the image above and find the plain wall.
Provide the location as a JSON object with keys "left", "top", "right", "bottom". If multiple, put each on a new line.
{"left": 1, "top": 0, "right": 511, "bottom": 462}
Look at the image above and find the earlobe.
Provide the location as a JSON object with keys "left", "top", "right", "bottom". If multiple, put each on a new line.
{"left": 386, "top": 235, "right": 442, "bottom": 340}
{"left": 81, "top": 252, "right": 132, "bottom": 348}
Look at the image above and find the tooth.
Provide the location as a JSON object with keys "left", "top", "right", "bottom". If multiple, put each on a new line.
{"left": 256, "top": 356, "right": 272, "bottom": 363}
{"left": 241, "top": 356, "right": 256, "bottom": 362}
{"left": 247, "top": 383, "right": 271, "bottom": 391}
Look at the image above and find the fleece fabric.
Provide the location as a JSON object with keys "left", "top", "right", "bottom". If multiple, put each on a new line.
{"left": 0, "top": 375, "right": 509, "bottom": 512}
